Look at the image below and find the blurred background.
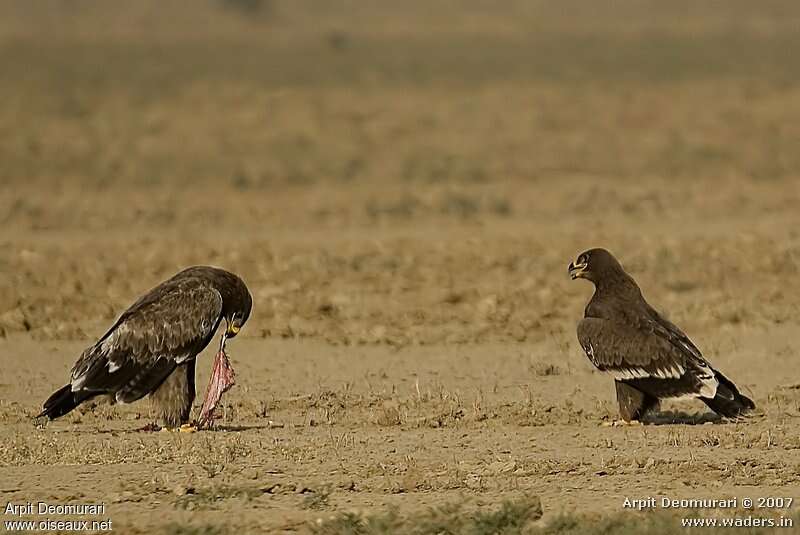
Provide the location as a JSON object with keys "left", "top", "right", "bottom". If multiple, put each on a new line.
{"left": 1, "top": 0, "right": 798, "bottom": 346}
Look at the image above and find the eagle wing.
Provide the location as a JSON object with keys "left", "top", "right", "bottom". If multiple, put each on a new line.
{"left": 577, "top": 317, "right": 705, "bottom": 381}
{"left": 648, "top": 310, "right": 704, "bottom": 360}
{"left": 70, "top": 280, "right": 223, "bottom": 404}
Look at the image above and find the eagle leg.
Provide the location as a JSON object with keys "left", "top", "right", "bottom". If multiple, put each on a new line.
{"left": 149, "top": 361, "right": 196, "bottom": 429}
{"left": 615, "top": 380, "right": 659, "bottom": 422}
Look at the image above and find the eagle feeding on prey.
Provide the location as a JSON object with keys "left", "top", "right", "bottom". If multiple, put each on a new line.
{"left": 39, "top": 266, "right": 252, "bottom": 431}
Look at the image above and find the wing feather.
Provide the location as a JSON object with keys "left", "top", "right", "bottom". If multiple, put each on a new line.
{"left": 644, "top": 305, "right": 704, "bottom": 360}
{"left": 70, "top": 280, "right": 223, "bottom": 404}
{"left": 577, "top": 317, "right": 689, "bottom": 380}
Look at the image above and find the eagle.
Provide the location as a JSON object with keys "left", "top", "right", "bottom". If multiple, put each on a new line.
{"left": 38, "top": 266, "right": 252, "bottom": 430}
{"left": 568, "top": 248, "right": 754, "bottom": 423}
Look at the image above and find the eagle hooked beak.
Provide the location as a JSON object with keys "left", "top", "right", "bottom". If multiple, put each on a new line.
{"left": 226, "top": 320, "right": 240, "bottom": 337}
{"left": 568, "top": 260, "right": 588, "bottom": 280}
{"left": 224, "top": 313, "right": 242, "bottom": 338}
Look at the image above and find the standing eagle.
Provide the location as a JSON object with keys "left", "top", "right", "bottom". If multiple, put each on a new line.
{"left": 568, "top": 248, "right": 754, "bottom": 423}
{"left": 39, "top": 266, "right": 252, "bottom": 430}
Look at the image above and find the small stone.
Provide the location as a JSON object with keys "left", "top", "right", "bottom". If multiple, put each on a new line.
{"left": 338, "top": 479, "right": 356, "bottom": 491}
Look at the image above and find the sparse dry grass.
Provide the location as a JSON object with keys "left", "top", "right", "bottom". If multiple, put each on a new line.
{"left": 311, "top": 497, "right": 799, "bottom": 535}
{"left": 312, "top": 495, "right": 543, "bottom": 535}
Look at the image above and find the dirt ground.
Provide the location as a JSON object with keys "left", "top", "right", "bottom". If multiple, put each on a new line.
{"left": 1, "top": 1, "right": 800, "bottom": 533}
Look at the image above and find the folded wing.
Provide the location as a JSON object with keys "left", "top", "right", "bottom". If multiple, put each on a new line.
{"left": 577, "top": 317, "right": 717, "bottom": 397}
{"left": 69, "top": 281, "right": 223, "bottom": 404}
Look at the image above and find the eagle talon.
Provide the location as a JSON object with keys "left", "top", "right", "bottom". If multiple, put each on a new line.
{"left": 602, "top": 420, "right": 641, "bottom": 427}
{"left": 157, "top": 424, "right": 197, "bottom": 432}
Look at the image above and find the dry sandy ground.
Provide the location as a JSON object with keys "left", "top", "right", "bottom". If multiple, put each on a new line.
{"left": 1, "top": 181, "right": 799, "bottom": 532}
{"left": 3, "top": 331, "right": 800, "bottom": 533}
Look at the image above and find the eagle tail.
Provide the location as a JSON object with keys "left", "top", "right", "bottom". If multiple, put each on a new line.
{"left": 37, "top": 385, "right": 94, "bottom": 420}
{"left": 701, "top": 370, "right": 755, "bottom": 418}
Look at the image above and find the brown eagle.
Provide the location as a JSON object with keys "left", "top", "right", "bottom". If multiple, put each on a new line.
{"left": 39, "top": 266, "right": 252, "bottom": 430}
{"left": 569, "top": 248, "right": 754, "bottom": 423}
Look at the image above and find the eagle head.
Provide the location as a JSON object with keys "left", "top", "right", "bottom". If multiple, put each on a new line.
{"left": 225, "top": 293, "right": 252, "bottom": 338}
{"left": 220, "top": 273, "right": 253, "bottom": 339}
{"left": 568, "top": 248, "right": 624, "bottom": 283}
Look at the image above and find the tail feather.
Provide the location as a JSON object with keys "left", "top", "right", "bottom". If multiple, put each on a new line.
{"left": 701, "top": 370, "right": 755, "bottom": 418}
{"left": 37, "top": 385, "right": 94, "bottom": 420}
